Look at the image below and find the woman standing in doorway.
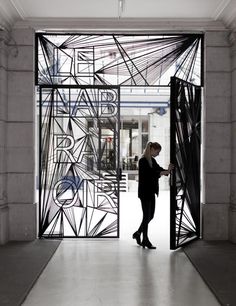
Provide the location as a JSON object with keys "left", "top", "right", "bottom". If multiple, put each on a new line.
{"left": 132, "top": 141, "right": 174, "bottom": 249}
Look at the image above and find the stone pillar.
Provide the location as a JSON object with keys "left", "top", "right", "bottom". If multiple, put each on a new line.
{"left": 7, "top": 28, "right": 36, "bottom": 241}
{"left": 229, "top": 31, "right": 236, "bottom": 243}
{"left": 0, "top": 30, "right": 9, "bottom": 244}
{"left": 202, "top": 31, "right": 231, "bottom": 240}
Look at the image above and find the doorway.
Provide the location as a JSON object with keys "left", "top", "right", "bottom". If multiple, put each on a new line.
{"left": 35, "top": 33, "right": 203, "bottom": 239}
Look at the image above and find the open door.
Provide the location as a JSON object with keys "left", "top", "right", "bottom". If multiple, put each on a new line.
{"left": 170, "top": 77, "right": 201, "bottom": 250}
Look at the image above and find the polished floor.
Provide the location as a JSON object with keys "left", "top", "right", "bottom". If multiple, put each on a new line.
{"left": 22, "top": 191, "right": 220, "bottom": 306}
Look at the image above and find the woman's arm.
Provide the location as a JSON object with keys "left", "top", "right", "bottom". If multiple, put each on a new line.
{"left": 160, "top": 163, "right": 174, "bottom": 176}
{"left": 160, "top": 170, "right": 170, "bottom": 176}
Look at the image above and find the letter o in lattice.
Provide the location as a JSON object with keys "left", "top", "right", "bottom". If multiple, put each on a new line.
{"left": 53, "top": 179, "right": 78, "bottom": 208}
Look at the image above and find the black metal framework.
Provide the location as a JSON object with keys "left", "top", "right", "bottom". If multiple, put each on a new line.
{"left": 39, "top": 85, "right": 120, "bottom": 238}
{"left": 170, "top": 77, "right": 201, "bottom": 250}
{"left": 36, "top": 32, "right": 204, "bottom": 241}
{"left": 35, "top": 33, "right": 203, "bottom": 87}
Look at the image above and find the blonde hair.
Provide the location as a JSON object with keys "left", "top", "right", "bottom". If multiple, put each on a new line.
{"left": 143, "top": 141, "right": 162, "bottom": 167}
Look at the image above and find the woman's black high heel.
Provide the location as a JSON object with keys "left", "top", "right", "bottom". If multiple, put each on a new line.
{"left": 141, "top": 240, "right": 156, "bottom": 249}
{"left": 132, "top": 231, "right": 141, "bottom": 246}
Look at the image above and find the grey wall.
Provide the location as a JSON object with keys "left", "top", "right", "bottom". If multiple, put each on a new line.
{"left": 229, "top": 32, "right": 236, "bottom": 242}
{"left": 202, "top": 31, "right": 232, "bottom": 240}
{"left": 7, "top": 28, "right": 36, "bottom": 242}
{"left": 0, "top": 31, "right": 8, "bottom": 244}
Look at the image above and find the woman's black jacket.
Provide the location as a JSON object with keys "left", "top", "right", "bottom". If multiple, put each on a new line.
{"left": 138, "top": 156, "right": 165, "bottom": 199}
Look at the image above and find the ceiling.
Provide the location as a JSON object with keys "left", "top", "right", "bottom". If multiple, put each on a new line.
{"left": 0, "top": 0, "right": 236, "bottom": 31}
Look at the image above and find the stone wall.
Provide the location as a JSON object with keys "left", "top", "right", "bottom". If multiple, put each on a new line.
{"left": 0, "top": 31, "right": 8, "bottom": 244}
{"left": 202, "top": 31, "right": 231, "bottom": 240}
{"left": 229, "top": 32, "right": 236, "bottom": 242}
{"left": 6, "top": 28, "right": 36, "bottom": 241}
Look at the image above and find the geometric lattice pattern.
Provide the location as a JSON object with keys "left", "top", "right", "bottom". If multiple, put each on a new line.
{"left": 36, "top": 33, "right": 203, "bottom": 240}
{"left": 170, "top": 77, "right": 201, "bottom": 249}
{"left": 36, "top": 33, "right": 203, "bottom": 86}
{"left": 39, "top": 86, "right": 120, "bottom": 237}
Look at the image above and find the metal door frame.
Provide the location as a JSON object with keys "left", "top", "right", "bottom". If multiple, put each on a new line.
{"left": 38, "top": 84, "right": 121, "bottom": 238}
{"left": 170, "top": 76, "right": 201, "bottom": 250}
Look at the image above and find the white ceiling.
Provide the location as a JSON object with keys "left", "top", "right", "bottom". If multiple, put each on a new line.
{"left": 0, "top": 0, "right": 236, "bottom": 31}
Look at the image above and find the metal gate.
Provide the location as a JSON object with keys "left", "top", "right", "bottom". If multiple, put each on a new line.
{"left": 170, "top": 77, "right": 201, "bottom": 250}
{"left": 39, "top": 85, "right": 120, "bottom": 238}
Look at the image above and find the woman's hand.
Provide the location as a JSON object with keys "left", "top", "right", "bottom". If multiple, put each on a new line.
{"left": 168, "top": 163, "right": 174, "bottom": 172}
{"left": 160, "top": 164, "right": 174, "bottom": 176}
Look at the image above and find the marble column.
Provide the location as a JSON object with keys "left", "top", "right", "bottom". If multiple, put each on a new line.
{"left": 202, "top": 31, "right": 231, "bottom": 240}
{"left": 7, "top": 28, "right": 36, "bottom": 241}
{"left": 229, "top": 31, "right": 236, "bottom": 243}
{"left": 0, "top": 30, "right": 9, "bottom": 244}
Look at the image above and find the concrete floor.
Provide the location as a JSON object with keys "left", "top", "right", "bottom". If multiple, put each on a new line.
{"left": 22, "top": 191, "right": 220, "bottom": 306}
